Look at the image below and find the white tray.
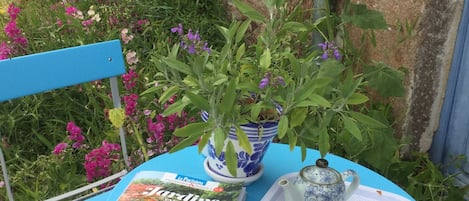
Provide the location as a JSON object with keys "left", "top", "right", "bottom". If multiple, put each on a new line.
{"left": 261, "top": 172, "right": 412, "bottom": 201}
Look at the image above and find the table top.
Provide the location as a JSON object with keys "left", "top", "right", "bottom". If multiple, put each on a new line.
{"left": 87, "top": 143, "right": 414, "bottom": 201}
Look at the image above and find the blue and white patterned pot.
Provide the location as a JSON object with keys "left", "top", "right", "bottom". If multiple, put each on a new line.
{"left": 201, "top": 111, "right": 278, "bottom": 178}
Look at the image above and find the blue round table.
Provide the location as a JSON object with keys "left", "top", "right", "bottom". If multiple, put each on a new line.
{"left": 87, "top": 143, "right": 414, "bottom": 201}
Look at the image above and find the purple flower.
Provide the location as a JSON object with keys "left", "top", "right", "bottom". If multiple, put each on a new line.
{"left": 171, "top": 23, "right": 183, "bottom": 35}
{"left": 318, "top": 41, "right": 341, "bottom": 61}
{"left": 259, "top": 77, "right": 270, "bottom": 89}
{"left": 171, "top": 23, "right": 211, "bottom": 55}
{"left": 276, "top": 76, "right": 286, "bottom": 87}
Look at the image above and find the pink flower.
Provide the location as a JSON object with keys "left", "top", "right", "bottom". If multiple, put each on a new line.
{"left": 65, "top": 6, "right": 78, "bottom": 16}
{"left": 56, "top": 19, "right": 63, "bottom": 27}
{"left": 84, "top": 141, "right": 121, "bottom": 182}
{"left": 13, "top": 36, "right": 28, "bottom": 47}
{"left": 4, "top": 21, "right": 20, "bottom": 38}
{"left": 122, "top": 69, "right": 138, "bottom": 90}
{"left": 123, "top": 94, "right": 139, "bottom": 116}
{"left": 7, "top": 4, "right": 20, "bottom": 20}
{"left": 52, "top": 142, "right": 68, "bottom": 155}
{"left": 81, "top": 19, "right": 94, "bottom": 27}
{"left": 125, "top": 51, "right": 138, "bottom": 65}
{"left": 0, "top": 42, "right": 12, "bottom": 60}
{"left": 66, "top": 122, "right": 85, "bottom": 149}
{"left": 120, "top": 28, "right": 134, "bottom": 44}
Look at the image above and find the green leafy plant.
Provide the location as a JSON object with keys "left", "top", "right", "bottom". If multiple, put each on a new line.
{"left": 147, "top": 0, "right": 406, "bottom": 177}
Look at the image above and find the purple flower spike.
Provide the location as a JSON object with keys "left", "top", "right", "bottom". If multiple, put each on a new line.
{"left": 277, "top": 76, "right": 286, "bottom": 87}
{"left": 171, "top": 23, "right": 183, "bottom": 35}
{"left": 259, "top": 77, "right": 270, "bottom": 89}
{"left": 318, "top": 41, "right": 341, "bottom": 61}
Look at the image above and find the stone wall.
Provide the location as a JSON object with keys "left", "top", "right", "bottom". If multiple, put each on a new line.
{"left": 346, "top": 0, "right": 464, "bottom": 152}
{"left": 228, "top": 0, "right": 464, "bottom": 153}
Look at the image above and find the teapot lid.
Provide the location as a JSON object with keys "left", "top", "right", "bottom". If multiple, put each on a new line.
{"left": 299, "top": 158, "right": 342, "bottom": 184}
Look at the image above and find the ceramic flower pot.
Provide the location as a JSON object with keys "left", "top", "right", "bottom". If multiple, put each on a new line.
{"left": 201, "top": 111, "right": 278, "bottom": 180}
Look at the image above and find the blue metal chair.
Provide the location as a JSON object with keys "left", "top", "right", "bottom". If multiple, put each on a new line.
{"left": 0, "top": 40, "right": 130, "bottom": 200}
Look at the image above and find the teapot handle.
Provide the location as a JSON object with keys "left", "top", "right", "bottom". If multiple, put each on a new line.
{"left": 341, "top": 169, "right": 360, "bottom": 200}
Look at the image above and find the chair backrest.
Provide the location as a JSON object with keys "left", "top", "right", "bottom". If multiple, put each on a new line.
{"left": 0, "top": 40, "right": 129, "bottom": 200}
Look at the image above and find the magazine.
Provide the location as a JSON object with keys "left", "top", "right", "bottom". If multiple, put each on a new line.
{"left": 117, "top": 171, "right": 246, "bottom": 201}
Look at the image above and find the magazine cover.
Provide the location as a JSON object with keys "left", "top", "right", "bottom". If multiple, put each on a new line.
{"left": 117, "top": 171, "right": 246, "bottom": 201}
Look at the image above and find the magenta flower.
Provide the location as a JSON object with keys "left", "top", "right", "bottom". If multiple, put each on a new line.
{"left": 7, "top": 4, "right": 20, "bottom": 20}
{"left": 65, "top": 6, "right": 78, "bottom": 16}
{"left": 122, "top": 69, "right": 138, "bottom": 90}
{"left": 52, "top": 142, "right": 68, "bottom": 155}
{"left": 13, "top": 36, "right": 28, "bottom": 47}
{"left": 0, "top": 42, "right": 12, "bottom": 60}
{"left": 123, "top": 94, "right": 139, "bottom": 116}
{"left": 4, "top": 21, "right": 21, "bottom": 38}
{"left": 81, "top": 19, "right": 94, "bottom": 27}
{"left": 84, "top": 140, "right": 121, "bottom": 182}
{"left": 66, "top": 122, "right": 85, "bottom": 149}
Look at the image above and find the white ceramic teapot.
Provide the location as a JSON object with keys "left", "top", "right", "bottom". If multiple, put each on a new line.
{"left": 279, "top": 158, "right": 360, "bottom": 201}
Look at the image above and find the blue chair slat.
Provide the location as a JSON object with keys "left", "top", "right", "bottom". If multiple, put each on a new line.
{"left": 0, "top": 40, "right": 126, "bottom": 102}
{"left": 0, "top": 40, "right": 128, "bottom": 201}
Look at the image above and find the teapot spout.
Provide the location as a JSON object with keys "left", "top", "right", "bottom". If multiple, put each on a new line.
{"left": 278, "top": 178, "right": 304, "bottom": 201}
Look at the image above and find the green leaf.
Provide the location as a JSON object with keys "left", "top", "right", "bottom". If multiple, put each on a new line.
{"left": 346, "top": 93, "right": 369, "bottom": 105}
{"left": 173, "top": 122, "right": 211, "bottom": 137}
{"left": 198, "top": 132, "right": 211, "bottom": 153}
{"left": 278, "top": 115, "right": 288, "bottom": 138}
{"left": 318, "top": 60, "right": 345, "bottom": 78}
{"left": 318, "top": 128, "right": 330, "bottom": 158}
{"left": 162, "top": 100, "right": 189, "bottom": 116}
{"left": 226, "top": 141, "right": 238, "bottom": 177}
{"left": 287, "top": 131, "right": 297, "bottom": 151}
{"left": 158, "top": 85, "right": 180, "bottom": 104}
{"left": 232, "top": 0, "right": 266, "bottom": 22}
{"left": 214, "top": 127, "right": 226, "bottom": 156}
{"left": 259, "top": 48, "right": 271, "bottom": 69}
{"left": 343, "top": 116, "right": 363, "bottom": 141}
{"left": 139, "top": 85, "right": 159, "bottom": 96}
{"left": 169, "top": 135, "right": 200, "bottom": 153}
{"left": 280, "top": 22, "right": 309, "bottom": 33}
{"left": 163, "top": 58, "right": 192, "bottom": 75}
{"left": 213, "top": 74, "right": 228, "bottom": 86}
{"left": 185, "top": 91, "right": 210, "bottom": 111}
{"left": 300, "top": 141, "right": 307, "bottom": 161}
{"left": 220, "top": 79, "right": 237, "bottom": 113}
{"left": 343, "top": 3, "right": 388, "bottom": 29}
{"left": 309, "top": 94, "right": 331, "bottom": 108}
{"left": 289, "top": 108, "right": 308, "bottom": 128}
{"left": 294, "top": 79, "right": 317, "bottom": 103}
{"left": 236, "top": 43, "right": 246, "bottom": 62}
{"left": 236, "top": 126, "right": 252, "bottom": 154}
{"left": 364, "top": 62, "right": 405, "bottom": 97}
{"left": 348, "top": 111, "right": 387, "bottom": 128}
{"left": 109, "top": 108, "right": 125, "bottom": 128}
{"left": 236, "top": 20, "right": 251, "bottom": 44}
{"left": 250, "top": 102, "right": 262, "bottom": 121}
